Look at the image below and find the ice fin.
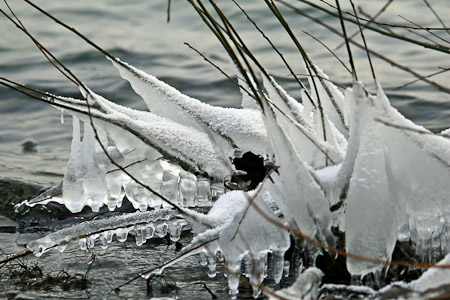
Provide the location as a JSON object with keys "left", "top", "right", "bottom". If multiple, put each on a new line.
{"left": 345, "top": 91, "right": 397, "bottom": 276}
{"left": 260, "top": 97, "right": 336, "bottom": 248}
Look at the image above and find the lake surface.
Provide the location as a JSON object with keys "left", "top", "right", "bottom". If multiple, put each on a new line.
{"left": 0, "top": 0, "right": 449, "bottom": 187}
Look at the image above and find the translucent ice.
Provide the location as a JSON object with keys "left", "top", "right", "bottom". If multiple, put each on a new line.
{"left": 27, "top": 209, "right": 176, "bottom": 256}
{"left": 260, "top": 80, "right": 336, "bottom": 249}
{"left": 345, "top": 84, "right": 397, "bottom": 276}
{"left": 62, "top": 116, "right": 87, "bottom": 213}
{"left": 267, "top": 267, "right": 323, "bottom": 300}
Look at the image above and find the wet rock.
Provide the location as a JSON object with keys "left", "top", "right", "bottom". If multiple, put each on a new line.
{"left": 14, "top": 293, "right": 35, "bottom": 300}
{"left": 0, "top": 178, "right": 42, "bottom": 217}
{"left": 0, "top": 215, "right": 18, "bottom": 233}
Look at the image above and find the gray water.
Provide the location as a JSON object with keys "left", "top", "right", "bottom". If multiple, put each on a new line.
{"left": 0, "top": 1, "right": 449, "bottom": 299}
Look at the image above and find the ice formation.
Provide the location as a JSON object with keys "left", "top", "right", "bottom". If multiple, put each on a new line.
{"left": 267, "top": 267, "right": 323, "bottom": 300}
{"left": 27, "top": 208, "right": 180, "bottom": 256}
{"left": 23, "top": 52, "right": 450, "bottom": 297}
{"left": 410, "top": 252, "right": 450, "bottom": 292}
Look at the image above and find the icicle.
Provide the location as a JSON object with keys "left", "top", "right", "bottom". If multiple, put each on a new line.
{"left": 207, "top": 254, "right": 217, "bottom": 278}
{"left": 82, "top": 121, "right": 107, "bottom": 212}
{"left": 62, "top": 116, "right": 87, "bottom": 213}
{"left": 227, "top": 259, "right": 241, "bottom": 299}
{"left": 168, "top": 219, "right": 182, "bottom": 242}
{"left": 196, "top": 178, "right": 212, "bottom": 207}
{"left": 155, "top": 222, "right": 168, "bottom": 238}
{"left": 243, "top": 255, "right": 252, "bottom": 278}
{"left": 56, "top": 244, "right": 67, "bottom": 253}
{"left": 99, "top": 232, "right": 109, "bottom": 249}
{"left": 272, "top": 251, "right": 285, "bottom": 284}
{"left": 145, "top": 224, "right": 155, "bottom": 239}
{"left": 79, "top": 238, "right": 87, "bottom": 251}
{"left": 250, "top": 253, "right": 267, "bottom": 298}
{"left": 104, "top": 170, "right": 126, "bottom": 211}
{"left": 146, "top": 161, "right": 165, "bottom": 209}
{"left": 283, "top": 260, "right": 290, "bottom": 277}
{"left": 179, "top": 170, "right": 197, "bottom": 207}
{"left": 98, "top": 146, "right": 126, "bottom": 211}
{"left": 86, "top": 236, "right": 95, "bottom": 249}
{"left": 134, "top": 226, "right": 145, "bottom": 246}
{"left": 115, "top": 228, "right": 129, "bottom": 243}
{"left": 160, "top": 161, "right": 181, "bottom": 208}
{"left": 199, "top": 251, "right": 208, "bottom": 266}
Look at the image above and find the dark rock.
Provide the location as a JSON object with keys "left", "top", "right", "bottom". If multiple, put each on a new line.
{"left": 0, "top": 215, "right": 18, "bottom": 233}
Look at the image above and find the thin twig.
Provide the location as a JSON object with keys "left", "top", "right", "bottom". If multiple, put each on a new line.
{"left": 335, "top": 0, "right": 357, "bottom": 81}
{"left": 422, "top": 0, "right": 450, "bottom": 37}
{"left": 289, "top": 72, "right": 347, "bottom": 89}
{"left": 302, "top": 30, "right": 352, "bottom": 74}
{"left": 166, "top": 0, "right": 171, "bottom": 23}
{"left": 394, "top": 67, "right": 450, "bottom": 90}
{"left": 106, "top": 158, "right": 148, "bottom": 174}
{"left": 405, "top": 27, "right": 442, "bottom": 46}
{"left": 335, "top": 0, "right": 393, "bottom": 51}
{"left": 350, "top": 0, "right": 377, "bottom": 85}
{"left": 292, "top": 0, "right": 450, "bottom": 54}
{"left": 0, "top": 250, "right": 33, "bottom": 265}
{"left": 277, "top": 0, "right": 450, "bottom": 94}
{"left": 374, "top": 118, "right": 450, "bottom": 138}
{"left": 265, "top": 0, "right": 330, "bottom": 145}
{"left": 0, "top": 7, "right": 78, "bottom": 86}
{"left": 184, "top": 42, "right": 256, "bottom": 100}
{"left": 231, "top": 0, "right": 317, "bottom": 108}
{"left": 399, "top": 15, "right": 450, "bottom": 45}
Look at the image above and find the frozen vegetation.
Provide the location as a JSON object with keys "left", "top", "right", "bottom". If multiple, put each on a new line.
{"left": 3, "top": 1, "right": 450, "bottom": 299}
{"left": 19, "top": 54, "right": 450, "bottom": 298}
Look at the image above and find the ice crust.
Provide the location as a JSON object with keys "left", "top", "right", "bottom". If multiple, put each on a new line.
{"left": 27, "top": 209, "right": 178, "bottom": 256}
{"left": 25, "top": 55, "right": 450, "bottom": 298}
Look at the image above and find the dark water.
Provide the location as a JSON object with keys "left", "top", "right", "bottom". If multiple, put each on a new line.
{"left": 0, "top": 1, "right": 449, "bottom": 299}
